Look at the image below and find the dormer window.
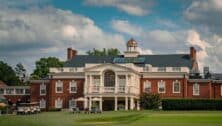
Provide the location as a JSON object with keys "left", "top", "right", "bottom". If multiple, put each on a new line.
{"left": 158, "top": 67, "right": 166, "bottom": 72}
{"left": 172, "top": 67, "right": 181, "bottom": 72}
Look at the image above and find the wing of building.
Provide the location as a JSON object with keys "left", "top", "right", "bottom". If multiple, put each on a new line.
{"left": 1, "top": 39, "right": 222, "bottom": 111}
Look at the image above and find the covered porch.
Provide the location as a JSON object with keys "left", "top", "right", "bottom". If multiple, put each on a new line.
{"left": 83, "top": 96, "right": 140, "bottom": 111}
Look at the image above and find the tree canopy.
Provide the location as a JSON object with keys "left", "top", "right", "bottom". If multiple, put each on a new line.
{"left": 86, "top": 48, "right": 120, "bottom": 56}
{"left": 31, "top": 57, "right": 64, "bottom": 79}
{"left": 0, "top": 61, "right": 20, "bottom": 85}
{"left": 15, "top": 63, "right": 26, "bottom": 82}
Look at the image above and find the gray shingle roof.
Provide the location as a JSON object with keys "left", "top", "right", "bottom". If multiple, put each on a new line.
{"left": 64, "top": 54, "right": 192, "bottom": 68}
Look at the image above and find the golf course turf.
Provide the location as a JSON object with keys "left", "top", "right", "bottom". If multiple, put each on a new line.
{"left": 0, "top": 110, "right": 222, "bottom": 126}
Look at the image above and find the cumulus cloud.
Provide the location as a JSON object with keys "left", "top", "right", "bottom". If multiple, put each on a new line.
{"left": 184, "top": 0, "right": 222, "bottom": 36}
{"left": 84, "top": 0, "right": 154, "bottom": 16}
{"left": 137, "top": 47, "right": 153, "bottom": 55}
{"left": 184, "top": 0, "right": 222, "bottom": 72}
{"left": 0, "top": 6, "right": 126, "bottom": 73}
{"left": 111, "top": 20, "right": 142, "bottom": 36}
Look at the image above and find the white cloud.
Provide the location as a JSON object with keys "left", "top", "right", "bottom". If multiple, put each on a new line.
{"left": 84, "top": 0, "right": 154, "bottom": 16}
{"left": 156, "top": 19, "right": 179, "bottom": 29}
{"left": 111, "top": 20, "right": 142, "bottom": 36}
{"left": 0, "top": 6, "right": 126, "bottom": 73}
{"left": 184, "top": 0, "right": 222, "bottom": 72}
{"left": 137, "top": 47, "right": 153, "bottom": 55}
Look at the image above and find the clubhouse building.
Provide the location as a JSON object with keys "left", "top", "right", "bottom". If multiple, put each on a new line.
{"left": 1, "top": 39, "right": 222, "bottom": 111}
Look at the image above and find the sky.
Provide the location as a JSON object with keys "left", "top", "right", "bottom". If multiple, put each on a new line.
{"left": 0, "top": 0, "right": 222, "bottom": 74}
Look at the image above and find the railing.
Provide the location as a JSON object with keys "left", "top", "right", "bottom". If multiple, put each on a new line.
{"left": 88, "top": 86, "right": 139, "bottom": 94}
{"left": 104, "top": 87, "right": 115, "bottom": 93}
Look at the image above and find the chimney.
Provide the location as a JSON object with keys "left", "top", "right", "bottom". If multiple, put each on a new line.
{"left": 190, "top": 46, "right": 196, "bottom": 60}
{"left": 67, "top": 48, "right": 77, "bottom": 61}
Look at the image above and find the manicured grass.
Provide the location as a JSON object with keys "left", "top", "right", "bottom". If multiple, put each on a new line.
{"left": 0, "top": 110, "right": 222, "bottom": 126}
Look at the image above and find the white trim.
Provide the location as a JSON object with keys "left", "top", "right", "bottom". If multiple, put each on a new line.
{"left": 40, "top": 98, "right": 46, "bottom": 109}
{"left": 143, "top": 80, "right": 151, "bottom": 93}
{"left": 158, "top": 80, "right": 165, "bottom": 93}
{"left": 69, "top": 98, "right": 76, "bottom": 109}
{"left": 40, "top": 83, "right": 46, "bottom": 96}
{"left": 55, "top": 80, "right": 63, "bottom": 93}
{"left": 55, "top": 98, "right": 63, "bottom": 108}
{"left": 69, "top": 80, "right": 77, "bottom": 93}
{"left": 173, "top": 80, "right": 180, "bottom": 93}
{"left": 193, "top": 83, "right": 200, "bottom": 96}
{"left": 221, "top": 85, "right": 222, "bottom": 96}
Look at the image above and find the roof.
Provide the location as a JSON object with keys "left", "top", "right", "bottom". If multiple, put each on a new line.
{"left": 64, "top": 54, "right": 192, "bottom": 68}
{"left": 0, "top": 80, "right": 8, "bottom": 88}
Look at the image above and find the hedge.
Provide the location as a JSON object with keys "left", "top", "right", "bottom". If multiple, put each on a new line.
{"left": 162, "top": 99, "right": 222, "bottom": 110}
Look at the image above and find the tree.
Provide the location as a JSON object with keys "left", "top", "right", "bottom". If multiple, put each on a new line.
{"left": 15, "top": 63, "right": 26, "bottom": 82}
{"left": 0, "top": 61, "right": 20, "bottom": 85}
{"left": 140, "top": 93, "right": 161, "bottom": 109}
{"left": 86, "top": 48, "right": 120, "bottom": 56}
{"left": 31, "top": 57, "right": 64, "bottom": 79}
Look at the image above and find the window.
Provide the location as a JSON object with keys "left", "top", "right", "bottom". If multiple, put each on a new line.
{"left": 173, "top": 80, "right": 180, "bottom": 93}
{"left": 221, "top": 85, "right": 222, "bottom": 96}
{"left": 6, "top": 88, "right": 14, "bottom": 95}
{"left": 70, "top": 68, "right": 77, "bottom": 72}
{"left": 144, "top": 81, "right": 151, "bottom": 93}
{"left": 40, "top": 83, "right": 46, "bottom": 95}
{"left": 0, "top": 88, "right": 4, "bottom": 94}
{"left": 69, "top": 99, "right": 76, "bottom": 109}
{"left": 158, "top": 67, "right": 166, "bottom": 72}
{"left": 55, "top": 98, "right": 63, "bottom": 108}
{"left": 158, "top": 80, "right": 165, "bottom": 93}
{"left": 16, "top": 89, "right": 24, "bottom": 95}
{"left": 172, "top": 67, "right": 181, "bottom": 72}
{"left": 56, "top": 80, "right": 63, "bottom": 93}
{"left": 92, "top": 75, "right": 100, "bottom": 86}
{"left": 40, "top": 99, "right": 46, "bottom": 109}
{"left": 104, "top": 70, "right": 115, "bottom": 87}
{"left": 193, "top": 83, "right": 200, "bottom": 96}
{"left": 25, "top": 89, "right": 30, "bottom": 94}
{"left": 70, "top": 80, "right": 77, "bottom": 93}
{"left": 118, "top": 75, "right": 126, "bottom": 86}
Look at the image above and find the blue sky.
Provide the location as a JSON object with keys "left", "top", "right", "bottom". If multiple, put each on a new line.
{"left": 0, "top": 0, "right": 222, "bottom": 73}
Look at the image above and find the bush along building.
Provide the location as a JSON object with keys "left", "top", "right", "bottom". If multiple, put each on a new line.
{"left": 0, "top": 39, "right": 222, "bottom": 111}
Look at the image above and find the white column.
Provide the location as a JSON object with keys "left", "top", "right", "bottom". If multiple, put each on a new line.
{"left": 100, "top": 74, "right": 103, "bottom": 93}
{"left": 130, "top": 97, "right": 134, "bottom": 110}
{"left": 136, "top": 100, "right": 140, "bottom": 111}
{"left": 125, "top": 75, "right": 128, "bottom": 93}
{"left": 115, "top": 74, "right": 118, "bottom": 93}
{"left": 89, "top": 75, "right": 92, "bottom": 93}
{"left": 84, "top": 97, "right": 88, "bottom": 109}
{"left": 99, "top": 97, "right": 103, "bottom": 111}
{"left": 125, "top": 97, "right": 128, "bottom": 111}
{"left": 89, "top": 97, "right": 92, "bottom": 111}
{"left": 114, "top": 97, "right": 118, "bottom": 111}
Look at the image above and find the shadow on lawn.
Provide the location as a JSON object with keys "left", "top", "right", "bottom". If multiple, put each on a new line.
{"left": 78, "top": 113, "right": 144, "bottom": 125}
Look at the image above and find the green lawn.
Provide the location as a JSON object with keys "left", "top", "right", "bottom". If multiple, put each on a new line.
{"left": 0, "top": 110, "right": 222, "bottom": 126}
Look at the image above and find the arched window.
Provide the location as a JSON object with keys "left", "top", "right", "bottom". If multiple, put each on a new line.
{"left": 104, "top": 70, "right": 115, "bottom": 87}
{"left": 40, "top": 99, "right": 46, "bottom": 109}
{"left": 55, "top": 98, "right": 63, "bottom": 108}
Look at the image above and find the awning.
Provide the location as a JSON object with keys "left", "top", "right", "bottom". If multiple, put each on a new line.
{"left": 92, "top": 97, "right": 101, "bottom": 101}
{"left": 75, "top": 97, "right": 85, "bottom": 101}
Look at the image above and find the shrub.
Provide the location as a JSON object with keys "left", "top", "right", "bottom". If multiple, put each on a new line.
{"left": 162, "top": 99, "right": 222, "bottom": 110}
{"left": 48, "top": 108, "right": 62, "bottom": 112}
{"left": 140, "top": 93, "right": 161, "bottom": 109}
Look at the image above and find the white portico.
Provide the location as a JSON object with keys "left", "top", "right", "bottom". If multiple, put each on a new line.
{"left": 83, "top": 63, "right": 140, "bottom": 111}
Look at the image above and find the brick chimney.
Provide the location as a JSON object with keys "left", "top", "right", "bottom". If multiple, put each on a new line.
{"left": 67, "top": 48, "right": 77, "bottom": 60}
{"left": 190, "top": 46, "right": 196, "bottom": 60}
